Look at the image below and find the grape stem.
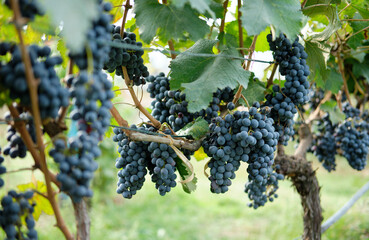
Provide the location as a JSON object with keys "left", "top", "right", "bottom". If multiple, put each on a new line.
{"left": 232, "top": 35, "right": 258, "bottom": 105}
{"left": 237, "top": 0, "right": 244, "bottom": 56}
{"left": 217, "top": 0, "right": 229, "bottom": 50}
{"left": 120, "top": 0, "right": 132, "bottom": 37}
{"left": 58, "top": 59, "right": 74, "bottom": 124}
{"left": 122, "top": 66, "right": 162, "bottom": 128}
{"left": 337, "top": 55, "right": 353, "bottom": 106}
{"left": 9, "top": 1, "right": 74, "bottom": 239}
{"left": 266, "top": 63, "right": 278, "bottom": 89}
{"left": 168, "top": 39, "right": 177, "bottom": 59}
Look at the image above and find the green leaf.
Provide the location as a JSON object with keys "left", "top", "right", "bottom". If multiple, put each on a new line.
{"left": 353, "top": 57, "right": 369, "bottom": 83}
{"left": 57, "top": 39, "right": 68, "bottom": 69}
{"left": 176, "top": 118, "right": 209, "bottom": 140}
{"left": 172, "top": 0, "right": 216, "bottom": 19}
{"left": 170, "top": 39, "right": 217, "bottom": 89}
{"left": 305, "top": 40, "right": 330, "bottom": 82}
{"left": 170, "top": 40, "right": 250, "bottom": 112}
{"left": 107, "top": 0, "right": 124, "bottom": 23}
{"left": 353, "top": 4, "right": 369, "bottom": 19}
{"left": 320, "top": 100, "right": 345, "bottom": 124}
{"left": 255, "top": 28, "right": 271, "bottom": 52}
{"left": 175, "top": 158, "right": 197, "bottom": 194}
{"left": 134, "top": 0, "right": 209, "bottom": 43}
{"left": 303, "top": 4, "right": 341, "bottom": 42}
{"left": 40, "top": 0, "right": 99, "bottom": 53}
{"left": 240, "top": 77, "right": 266, "bottom": 105}
{"left": 224, "top": 21, "right": 252, "bottom": 48}
{"left": 347, "top": 13, "right": 368, "bottom": 49}
{"left": 240, "top": 0, "right": 303, "bottom": 40}
{"left": 316, "top": 68, "right": 343, "bottom": 94}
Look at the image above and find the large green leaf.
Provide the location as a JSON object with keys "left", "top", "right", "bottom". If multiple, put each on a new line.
{"left": 172, "top": 0, "right": 216, "bottom": 19}
{"left": 305, "top": 40, "right": 330, "bottom": 82}
{"left": 316, "top": 68, "right": 343, "bottom": 94}
{"left": 134, "top": 0, "right": 209, "bottom": 43}
{"left": 170, "top": 40, "right": 250, "bottom": 112}
{"left": 40, "top": 0, "right": 99, "bottom": 53}
{"left": 303, "top": 4, "right": 341, "bottom": 42}
{"left": 240, "top": 0, "right": 303, "bottom": 40}
{"left": 170, "top": 39, "right": 217, "bottom": 89}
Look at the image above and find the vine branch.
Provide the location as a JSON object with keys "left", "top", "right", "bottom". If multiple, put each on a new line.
{"left": 120, "top": 0, "right": 132, "bottom": 36}
{"left": 168, "top": 39, "right": 177, "bottom": 59}
{"left": 237, "top": 0, "right": 244, "bottom": 56}
{"left": 10, "top": 1, "right": 73, "bottom": 239}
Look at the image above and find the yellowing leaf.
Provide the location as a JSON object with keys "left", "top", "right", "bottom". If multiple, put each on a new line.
{"left": 194, "top": 147, "right": 208, "bottom": 161}
{"left": 17, "top": 181, "right": 54, "bottom": 220}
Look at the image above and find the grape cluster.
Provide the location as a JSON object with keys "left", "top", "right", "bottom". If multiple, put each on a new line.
{"left": 104, "top": 26, "right": 149, "bottom": 86}
{"left": 0, "top": 190, "right": 37, "bottom": 240}
{"left": 69, "top": 71, "right": 114, "bottom": 137}
{"left": 264, "top": 85, "right": 296, "bottom": 145}
{"left": 267, "top": 33, "right": 310, "bottom": 105}
{"left": 51, "top": 71, "right": 113, "bottom": 202}
{"left": 342, "top": 102, "right": 360, "bottom": 119}
{"left": 5, "top": 0, "right": 44, "bottom": 20}
{"left": 50, "top": 134, "right": 100, "bottom": 202}
{"left": 147, "top": 73, "right": 191, "bottom": 130}
{"left": 0, "top": 148, "right": 6, "bottom": 188}
{"left": 0, "top": 44, "right": 69, "bottom": 119}
{"left": 3, "top": 112, "right": 36, "bottom": 159}
{"left": 69, "top": 1, "right": 112, "bottom": 71}
{"left": 147, "top": 142, "right": 178, "bottom": 196}
{"left": 335, "top": 120, "right": 369, "bottom": 171}
{"left": 113, "top": 126, "right": 149, "bottom": 199}
{"left": 310, "top": 114, "right": 337, "bottom": 172}
{"left": 202, "top": 103, "right": 283, "bottom": 207}
{"left": 203, "top": 115, "right": 240, "bottom": 194}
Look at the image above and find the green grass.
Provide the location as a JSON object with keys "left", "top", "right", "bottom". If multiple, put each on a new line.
{"left": 1, "top": 138, "right": 369, "bottom": 239}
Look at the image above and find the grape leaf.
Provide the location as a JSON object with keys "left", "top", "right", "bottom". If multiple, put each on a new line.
{"left": 170, "top": 39, "right": 217, "bottom": 89}
{"left": 303, "top": 4, "right": 341, "bottom": 42}
{"left": 176, "top": 118, "right": 209, "bottom": 140}
{"left": 194, "top": 147, "right": 208, "bottom": 161}
{"left": 107, "top": 0, "right": 124, "bottom": 23}
{"left": 240, "top": 0, "right": 303, "bottom": 40}
{"left": 347, "top": 14, "right": 368, "bottom": 49}
{"left": 57, "top": 39, "right": 68, "bottom": 69}
{"left": 175, "top": 158, "right": 197, "bottom": 194}
{"left": 134, "top": 0, "right": 209, "bottom": 43}
{"left": 305, "top": 40, "right": 330, "bottom": 82}
{"left": 320, "top": 101, "right": 345, "bottom": 125}
{"left": 353, "top": 58, "right": 369, "bottom": 83}
{"left": 316, "top": 68, "right": 343, "bottom": 94}
{"left": 17, "top": 181, "right": 54, "bottom": 220}
{"left": 40, "top": 0, "right": 99, "bottom": 53}
{"left": 172, "top": 0, "right": 216, "bottom": 19}
{"left": 170, "top": 40, "right": 250, "bottom": 112}
{"left": 240, "top": 77, "right": 266, "bottom": 105}
{"left": 255, "top": 28, "right": 271, "bottom": 52}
